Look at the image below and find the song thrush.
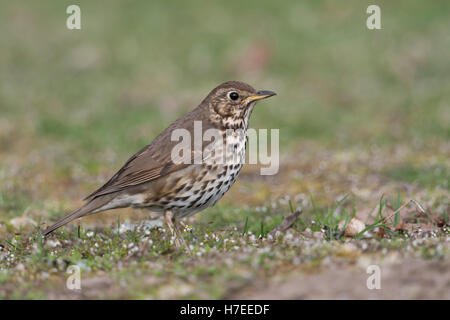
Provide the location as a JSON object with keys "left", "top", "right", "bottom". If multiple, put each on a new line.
{"left": 43, "top": 81, "right": 276, "bottom": 248}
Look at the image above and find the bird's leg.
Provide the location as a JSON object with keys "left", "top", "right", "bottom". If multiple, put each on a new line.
{"left": 164, "top": 210, "right": 191, "bottom": 254}
{"left": 164, "top": 210, "right": 179, "bottom": 247}
{"left": 174, "top": 221, "right": 192, "bottom": 255}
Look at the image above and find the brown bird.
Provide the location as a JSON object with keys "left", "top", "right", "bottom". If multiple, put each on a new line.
{"left": 43, "top": 81, "right": 276, "bottom": 248}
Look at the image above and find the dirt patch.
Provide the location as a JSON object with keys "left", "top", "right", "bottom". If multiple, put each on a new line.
{"left": 231, "top": 258, "right": 450, "bottom": 299}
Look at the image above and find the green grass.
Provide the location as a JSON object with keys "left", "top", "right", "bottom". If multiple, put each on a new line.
{"left": 1, "top": 1, "right": 449, "bottom": 156}
{"left": 385, "top": 165, "right": 449, "bottom": 191}
{"left": 0, "top": 195, "right": 447, "bottom": 299}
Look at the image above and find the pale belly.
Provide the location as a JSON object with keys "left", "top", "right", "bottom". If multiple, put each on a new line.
{"left": 145, "top": 131, "right": 247, "bottom": 217}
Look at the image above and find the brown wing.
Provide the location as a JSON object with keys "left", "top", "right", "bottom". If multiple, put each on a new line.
{"left": 84, "top": 105, "right": 212, "bottom": 201}
{"left": 83, "top": 146, "right": 184, "bottom": 200}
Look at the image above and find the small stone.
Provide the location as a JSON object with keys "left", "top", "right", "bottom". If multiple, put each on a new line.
{"left": 312, "top": 231, "right": 324, "bottom": 240}
{"left": 45, "top": 240, "right": 61, "bottom": 248}
{"left": 9, "top": 216, "right": 37, "bottom": 229}
{"left": 344, "top": 218, "right": 366, "bottom": 237}
{"left": 15, "top": 263, "right": 25, "bottom": 271}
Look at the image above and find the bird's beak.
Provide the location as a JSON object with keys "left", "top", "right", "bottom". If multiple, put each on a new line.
{"left": 243, "top": 90, "right": 277, "bottom": 103}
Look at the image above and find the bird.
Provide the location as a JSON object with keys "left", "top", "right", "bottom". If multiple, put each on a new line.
{"left": 42, "top": 81, "right": 276, "bottom": 248}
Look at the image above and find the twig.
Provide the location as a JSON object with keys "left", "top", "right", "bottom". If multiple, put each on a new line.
{"left": 268, "top": 207, "right": 303, "bottom": 237}
{"left": 383, "top": 199, "right": 427, "bottom": 223}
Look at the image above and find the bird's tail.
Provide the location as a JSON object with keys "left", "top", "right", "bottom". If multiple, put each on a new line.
{"left": 42, "top": 195, "right": 113, "bottom": 236}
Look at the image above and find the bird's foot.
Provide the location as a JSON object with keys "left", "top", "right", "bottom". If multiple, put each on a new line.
{"left": 164, "top": 210, "right": 192, "bottom": 255}
{"left": 174, "top": 228, "right": 191, "bottom": 255}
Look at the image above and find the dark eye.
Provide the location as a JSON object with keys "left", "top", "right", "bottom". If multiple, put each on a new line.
{"left": 228, "top": 91, "right": 239, "bottom": 100}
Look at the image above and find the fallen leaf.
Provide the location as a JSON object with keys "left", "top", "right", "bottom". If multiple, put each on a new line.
{"left": 268, "top": 208, "right": 302, "bottom": 237}
{"left": 375, "top": 226, "right": 385, "bottom": 238}
{"left": 395, "top": 221, "right": 407, "bottom": 231}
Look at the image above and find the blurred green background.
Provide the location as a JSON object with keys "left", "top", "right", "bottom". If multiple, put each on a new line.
{"left": 1, "top": 0, "right": 449, "bottom": 156}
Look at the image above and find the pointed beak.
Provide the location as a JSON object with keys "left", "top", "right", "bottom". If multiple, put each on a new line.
{"left": 243, "top": 90, "right": 277, "bottom": 103}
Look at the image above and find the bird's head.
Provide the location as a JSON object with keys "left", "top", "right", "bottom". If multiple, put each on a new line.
{"left": 204, "top": 81, "right": 276, "bottom": 129}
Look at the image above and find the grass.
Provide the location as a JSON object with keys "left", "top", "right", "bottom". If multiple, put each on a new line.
{"left": 0, "top": 0, "right": 449, "bottom": 299}
{"left": 385, "top": 165, "right": 449, "bottom": 191}
{"left": 1, "top": 192, "right": 447, "bottom": 299}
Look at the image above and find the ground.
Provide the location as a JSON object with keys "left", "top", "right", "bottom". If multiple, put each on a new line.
{"left": 0, "top": 1, "right": 449, "bottom": 299}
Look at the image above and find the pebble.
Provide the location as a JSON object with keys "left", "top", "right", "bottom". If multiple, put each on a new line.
{"left": 344, "top": 218, "right": 366, "bottom": 237}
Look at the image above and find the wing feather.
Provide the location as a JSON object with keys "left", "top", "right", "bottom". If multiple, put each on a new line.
{"left": 84, "top": 107, "right": 212, "bottom": 200}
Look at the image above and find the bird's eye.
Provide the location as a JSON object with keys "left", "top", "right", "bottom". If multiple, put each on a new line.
{"left": 228, "top": 91, "right": 239, "bottom": 101}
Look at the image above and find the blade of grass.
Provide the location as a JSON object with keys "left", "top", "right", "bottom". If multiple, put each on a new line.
{"left": 325, "top": 194, "right": 349, "bottom": 222}
{"left": 117, "top": 215, "right": 121, "bottom": 241}
{"left": 394, "top": 192, "right": 401, "bottom": 226}
{"left": 288, "top": 200, "right": 295, "bottom": 214}
{"left": 260, "top": 220, "right": 265, "bottom": 238}
{"left": 242, "top": 216, "right": 249, "bottom": 235}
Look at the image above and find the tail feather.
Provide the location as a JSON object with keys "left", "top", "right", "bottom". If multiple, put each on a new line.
{"left": 42, "top": 207, "right": 87, "bottom": 236}
{"left": 42, "top": 195, "right": 114, "bottom": 236}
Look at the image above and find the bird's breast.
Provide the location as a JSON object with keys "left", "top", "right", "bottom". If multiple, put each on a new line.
{"left": 140, "top": 128, "right": 248, "bottom": 217}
